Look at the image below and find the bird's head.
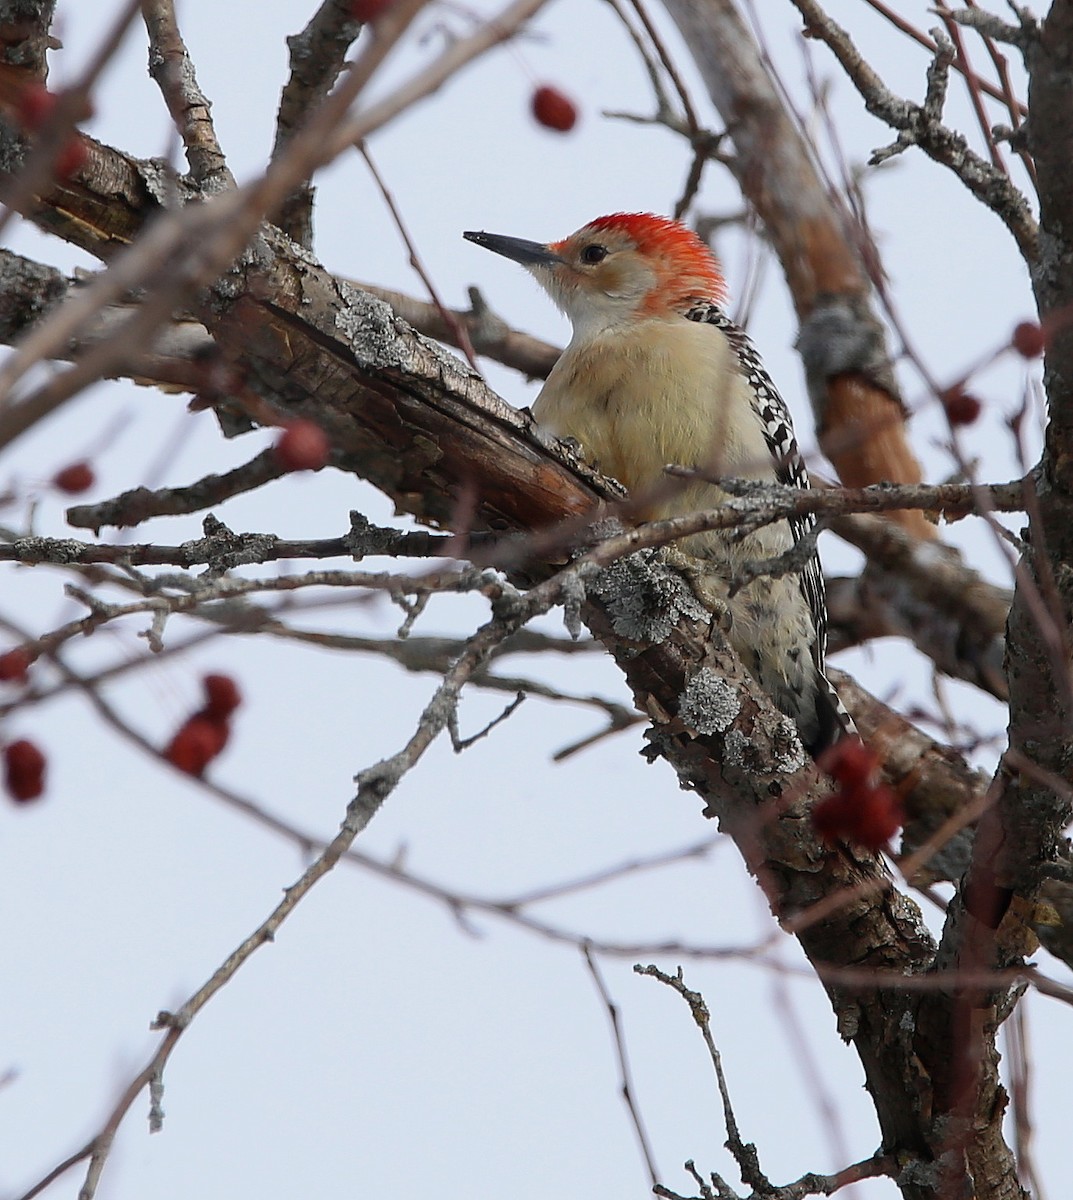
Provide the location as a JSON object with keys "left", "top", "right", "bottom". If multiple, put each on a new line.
{"left": 464, "top": 212, "right": 726, "bottom": 338}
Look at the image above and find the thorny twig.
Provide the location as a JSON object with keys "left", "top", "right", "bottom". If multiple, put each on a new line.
{"left": 360, "top": 143, "right": 480, "bottom": 370}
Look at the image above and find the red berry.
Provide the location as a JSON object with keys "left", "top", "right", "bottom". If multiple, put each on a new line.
{"left": 165, "top": 715, "right": 228, "bottom": 777}
{"left": 850, "top": 785, "right": 904, "bottom": 850}
{"left": 818, "top": 737, "right": 878, "bottom": 789}
{"left": 350, "top": 0, "right": 394, "bottom": 19}
{"left": 813, "top": 779, "right": 903, "bottom": 851}
{"left": 4, "top": 739, "right": 46, "bottom": 802}
{"left": 811, "top": 791, "right": 853, "bottom": 843}
{"left": 197, "top": 713, "right": 231, "bottom": 754}
{"left": 531, "top": 85, "right": 578, "bottom": 133}
{"left": 0, "top": 648, "right": 31, "bottom": 684}
{"left": 1012, "top": 321, "right": 1044, "bottom": 359}
{"left": 52, "top": 460, "right": 95, "bottom": 494}
{"left": 52, "top": 135, "right": 88, "bottom": 182}
{"left": 203, "top": 673, "right": 241, "bottom": 719}
{"left": 274, "top": 420, "right": 330, "bottom": 471}
{"left": 941, "top": 386, "right": 982, "bottom": 427}
{"left": 16, "top": 83, "right": 59, "bottom": 133}
{"left": 813, "top": 738, "right": 904, "bottom": 850}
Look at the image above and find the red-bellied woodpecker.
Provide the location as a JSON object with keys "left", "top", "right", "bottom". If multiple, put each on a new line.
{"left": 464, "top": 212, "right": 853, "bottom": 756}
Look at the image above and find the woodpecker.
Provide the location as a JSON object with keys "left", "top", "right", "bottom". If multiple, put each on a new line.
{"left": 464, "top": 212, "right": 852, "bottom": 756}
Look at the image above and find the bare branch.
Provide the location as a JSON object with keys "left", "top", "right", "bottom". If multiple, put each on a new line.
{"left": 639, "top": 964, "right": 771, "bottom": 1195}
{"left": 65, "top": 449, "right": 288, "bottom": 531}
{"left": 583, "top": 948, "right": 661, "bottom": 1189}
{"left": 938, "top": 4, "right": 1036, "bottom": 48}
{"left": 15, "top": 536, "right": 602, "bottom": 1200}
{"left": 142, "top": 0, "right": 234, "bottom": 188}
{"left": 788, "top": 0, "right": 1038, "bottom": 262}
{"left": 860, "top": 0, "right": 1028, "bottom": 113}
{"left": 0, "top": 247, "right": 558, "bottom": 395}
{"left": 271, "top": 0, "right": 360, "bottom": 246}
{"left": 0, "top": 520, "right": 455, "bottom": 567}
{"left": 0, "top": 0, "right": 553, "bottom": 452}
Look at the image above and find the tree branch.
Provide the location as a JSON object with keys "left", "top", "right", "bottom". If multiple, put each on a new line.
{"left": 142, "top": 0, "right": 234, "bottom": 189}
{"left": 788, "top": 0, "right": 1038, "bottom": 263}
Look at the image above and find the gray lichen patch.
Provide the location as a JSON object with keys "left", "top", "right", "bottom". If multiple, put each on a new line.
{"left": 710, "top": 713, "right": 806, "bottom": 775}
{"left": 12, "top": 537, "right": 86, "bottom": 565}
{"left": 213, "top": 233, "right": 274, "bottom": 301}
{"left": 589, "top": 548, "right": 708, "bottom": 643}
{"left": 137, "top": 158, "right": 195, "bottom": 206}
{"left": 771, "top": 715, "right": 807, "bottom": 774}
{"left": 722, "top": 728, "right": 750, "bottom": 768}
{"left": 679, "top": 667, "right": 739, "bottom": 735}
{"left": 334, "top": 281, "right": 402, "bottom": 367}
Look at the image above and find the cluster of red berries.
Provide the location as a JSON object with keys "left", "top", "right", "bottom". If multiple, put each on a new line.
{"left": 938, "top": 322, "right": 1045, "bottom": 429}
{"left": 164, "top": 673, "right": 242, "bottom": 777}
{"left": 812, "top": 738, "right": 903, "bottom": 852}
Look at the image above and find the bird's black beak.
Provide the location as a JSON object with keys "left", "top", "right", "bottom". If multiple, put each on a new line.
{"left": 463, "top": 230, "right": 562, "bottom": 268}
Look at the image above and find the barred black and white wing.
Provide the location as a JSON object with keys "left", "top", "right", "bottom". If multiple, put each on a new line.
{"left": 684, "top": 303, "right": 856, "bottom": 753}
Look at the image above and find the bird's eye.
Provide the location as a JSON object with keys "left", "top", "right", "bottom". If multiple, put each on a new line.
{"left": 580, "top": 244, "right": 608, "bottom": 265}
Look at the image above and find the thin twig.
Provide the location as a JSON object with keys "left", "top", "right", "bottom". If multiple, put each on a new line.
{"left": 17, "top": 538, "right": 576, "bottom": 1200}
{"left": 360, "top": 143, "right": 479, "bottom": 369}
{"left": 583, "top": 947, "right": 661, "bottom": 1188}
{"left": 447, "top": 689, "right": 525, "bottom": 749}
{"left": 637, "top": 964, "right": 770, "bottom": 1194}
{"left": 858, "top": 0, "right": 1027, "bottom": 116}
{"left": 937, "top": 10, "right": 1006, "bottom": 175}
